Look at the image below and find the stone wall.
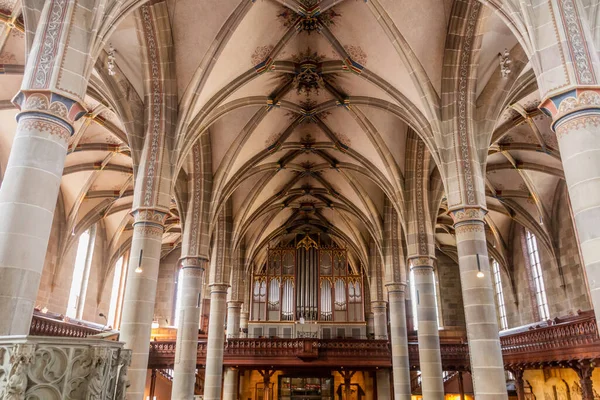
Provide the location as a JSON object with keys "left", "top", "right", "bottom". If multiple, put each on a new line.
{"left": 546, "top": 185, "right": 590, "bottom": 314}
{"left": 502, "top": 188, "right": 590, "bottom": 329}
{"left": 154, "top": 248, "right": 181, "bottom": 327}
{"left": 435, "top": 252, "right": 465, "bottom": 328}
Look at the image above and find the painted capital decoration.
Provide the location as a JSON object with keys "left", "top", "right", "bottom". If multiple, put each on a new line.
{"left": 11, "top": 91, "right": 87, "bottom": 141}
{"left": 409, "top": 256, "right": 435, "bottom": 268}
{"left": 540, "top": 88, "right": 600, "bottom": 136}
{"left": 449, "top": 207, "right": 486, "bottom": 225}
{"left": 132, "top": 208, "right": 169, "bottom": 237}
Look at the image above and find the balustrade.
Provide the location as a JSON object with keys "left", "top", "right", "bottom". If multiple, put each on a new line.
{"left": 146, "top": 313, "right": 600, "bottom": 370}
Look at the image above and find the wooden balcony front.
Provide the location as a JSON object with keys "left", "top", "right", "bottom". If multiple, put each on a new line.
{"left": 28, "top": 309, "right": 600, "bottom": 371}
{"left": 146, "top": 312, "right": 600, "bottom": 370}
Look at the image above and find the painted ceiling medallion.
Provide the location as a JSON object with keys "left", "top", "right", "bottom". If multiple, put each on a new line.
{"left": 277, "top": 1, "right": 340, "bottom": 33}
{"left": 292, "top": 48, "right": 328, "bottom": 96}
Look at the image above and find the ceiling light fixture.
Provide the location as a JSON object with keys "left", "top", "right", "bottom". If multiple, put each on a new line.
{"left": 499, "top": 48, "right": 512, "bottom": 78}
{"left": 476, "top": 254, "right": 484, "bottom": 278}
{"left": 135, "top": 249, "right": 143, "bottom": 273}
{"left": 107, "top": 44, "right": 117, "bottom": 76}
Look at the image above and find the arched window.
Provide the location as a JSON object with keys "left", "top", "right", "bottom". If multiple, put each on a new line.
{"left": 491, "top": 259, "right": 508, "bottom": 330}
{"left": 107, "top": 255, "right": 128, "bottom": 328}
{"left": 525, "top": 230, "right": 550, "bottom": 320}
{"left": 66, "top": 225, "right": 96, "bottom": 319}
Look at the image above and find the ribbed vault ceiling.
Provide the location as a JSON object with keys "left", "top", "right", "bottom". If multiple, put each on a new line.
{"left": 0, "top": 0, "right": 568, "bottom": 287}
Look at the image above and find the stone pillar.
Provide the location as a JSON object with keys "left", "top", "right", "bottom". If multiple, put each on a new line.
{"left": 409, "top": 257, "right": 444, "bottom": 399}
{"left": 372, "top": 301, "right": 388, "bottom": 339}
{"left": 203, "top": 283, "right": 229, "bottom": 400}
{"left": 223, "top": 368, "right": 239, "bottom": 400}
{"left": 366, "top": 312, "right": 375, "bottom": 338}
{"left": 119, "top": 209, "right": 167, "bottom": 399}
{"left": 227, "top": 301, "right": 242, "bottom": 338}
{"left": 0, "top": 92, "right": 84, "bottom": 335}
{"left": 376, "top": 370, "right": 392, "bottom": 400}
{"left": 541, "top": 93, "right": 600, "bottom": 329}
{"left": 240, "top": 311, "right": 249, "bottom": 338}
{"left": 450, "top": 208, "right": 507, "bottom": 400}
{"left": 171, "top": 259, "right": 206, "bottom": 400}
{"left": 386, "top": 283, "right": 412, "bottom": 399}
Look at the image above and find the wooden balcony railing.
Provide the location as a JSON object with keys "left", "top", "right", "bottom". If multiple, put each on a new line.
{"left": 147, "top": 312, "right": 600, "bottom": 370}
{"left": 500, "top": 312, "right": 599, "bottom": 364}
{"left": 29, "top": 311, "right": 104, "bottom": 338}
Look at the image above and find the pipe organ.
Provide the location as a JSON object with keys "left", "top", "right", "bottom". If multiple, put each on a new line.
{"left": 251, "top": 235, "right": 364, "bottom": 323}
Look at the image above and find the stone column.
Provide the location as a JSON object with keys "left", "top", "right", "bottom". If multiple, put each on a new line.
{"left": 372, "top": 301, "right": 388, "bottom": 339}
{"left": 366, "top": 312, "right": 375, "bottom": 338}
{"left": 409, "top": 257, "right": 444, "bottom": 399}
{"left": 386, "top": 283, "right": 412, "bottom": 399}
{"left": 227, "top": 301, "right": 242, "bottom": 338}
{"left": 240, "top": 311, "right": 249, "bottom": 338}
{"left": 450, "top": 208, "right": 507, "bottom": 400}
{"left": 119, "top": 209, "right": 167, "bottom": 399}
{"left": 0, "top": 92, "right": 84, "bottom": 335}
{"left": 223, "top": 367, "right": 239, "bottom": 400}
{"left": 376, "top": 370, "right": 392, "bottom": 400}
{"left": 541, "top": 93, "right": 600, "bottom": 329}
{"left": 171, "top": 258, "right": 206, "bottom": 400}
{"left": 203, "top": 283, "right": 229, "bottom": 400}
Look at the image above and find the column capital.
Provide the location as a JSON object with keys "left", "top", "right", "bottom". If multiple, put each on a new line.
{"left": 408, "top": 256, "right": 435, "bottom": 269}
{"left": 384, "top": 282, "right": 407, "bottom": 293}
{"left": 227, "top": 301, "right": 243, "bottom": 308}
{"left": 132, "top": 208, "right": 169, "bottom": 226}
{"left": 12, "top": 91, "right": 87, "bottom": 139}
{"left": 371, "top": 300, "right": 387, "bottom": 309}
{"left": 209, "top": 283, "right": 230, "bottom": 294}
{"left": 448, "top": 207, "right": 486, "bottom": 225}
{"left": 180, "top": 256, "right": 209, "bottom": 269}
{"left": 540, "top": 88, "right": 600, "bottom": 132}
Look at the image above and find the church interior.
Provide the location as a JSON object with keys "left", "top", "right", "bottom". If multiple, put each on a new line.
{"left": 1, "top": 0, "right": 600, "bottom": 399}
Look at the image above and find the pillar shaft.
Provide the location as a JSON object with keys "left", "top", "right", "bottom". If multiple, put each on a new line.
{"left": 451, "top": 208, "right": 507, "bottom": 400}
{"left": 0, "top": 94, "right": 83, "bottom": 335}
{"left": 240, "top": 311, "right": 249, "bottom": 338}
{"left": 120, "top": 209, "right": 167, "bottom": 399}
{"left": 410, "top": 259, "right": 444, "bottom": 399}
{"left": 223, "top": 368, "right": 239, "bottom": 400}
{"left": 227, "top": 301, "right": 242, "bottom": 338}
{"left": 171, "top": 260, "right": 206, "bottom": 400}
{"left": 552, "top": 106, "right": 600, "bottom": 327}
{"left": 386, "top": 283, "right": 411, "bottom": 399}
{"left": 203, "top": 283, "right": 229, "bottom": 400}
{"left": 376, "top": 370, "right": 392, "bottom": 400}
{"left": 372, "top": 301, "right": 388, "bottom": 339}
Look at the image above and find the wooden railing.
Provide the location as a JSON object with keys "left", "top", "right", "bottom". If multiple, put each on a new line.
{"left": 148, "top": 312, "right": 600, "bottom": 370}
{"left": 29, "top": 311, "right": 104, "bottom": 338}
{"left": 500, "top": 312, "right": 600, "bottom": 364}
